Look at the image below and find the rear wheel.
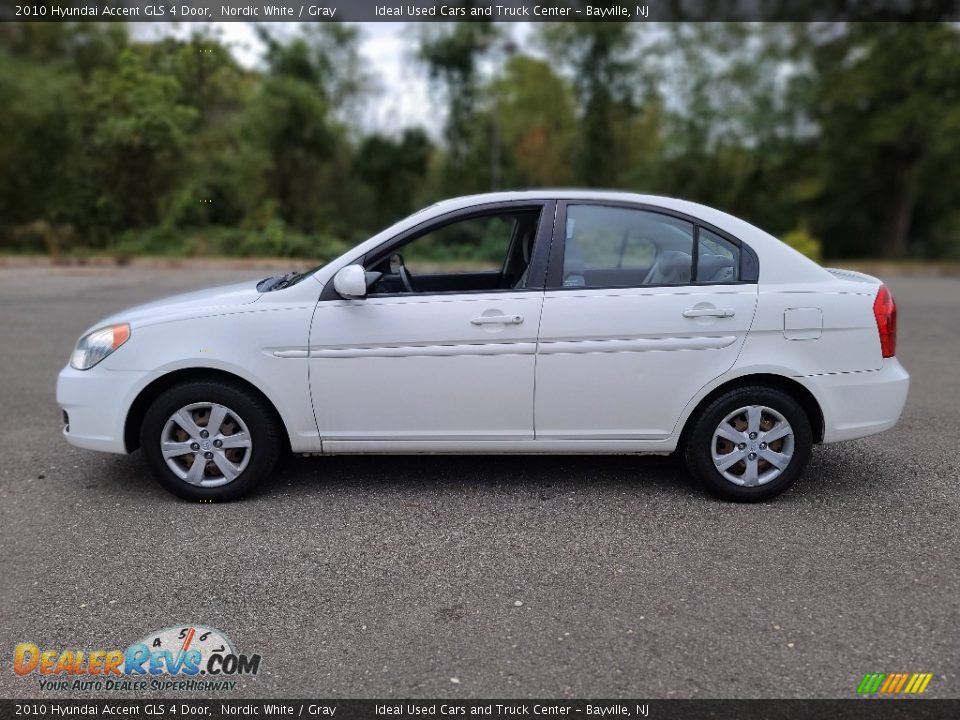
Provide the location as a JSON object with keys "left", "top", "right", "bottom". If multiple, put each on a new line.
{"left": 684, "top": 386, "right": 812, "bottom": 502}
{"left": 140, "top": 380, "right": 282, "bottom": 501}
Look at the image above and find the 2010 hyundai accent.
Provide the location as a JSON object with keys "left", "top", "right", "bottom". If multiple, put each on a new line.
{"left": 57, "top": 191, "right": 909, "bottom": 502}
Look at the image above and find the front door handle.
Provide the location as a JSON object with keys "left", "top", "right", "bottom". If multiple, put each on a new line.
{"left": 683, "top": 308, "right": 735, "bottom": 318}
{"left": 471, "top": 314, "right": 524, "bottom": 325}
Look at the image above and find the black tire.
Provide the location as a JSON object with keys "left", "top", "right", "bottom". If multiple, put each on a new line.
{"left": 683, "top": 386, "right": 812, "bottom": 502}
{"left": 140, "top": 379, "right": 282, "bottom": 501}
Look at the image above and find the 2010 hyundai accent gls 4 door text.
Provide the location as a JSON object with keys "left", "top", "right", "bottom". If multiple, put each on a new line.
{"left": 57, "top": 191, "right": 909, "bottom": 502}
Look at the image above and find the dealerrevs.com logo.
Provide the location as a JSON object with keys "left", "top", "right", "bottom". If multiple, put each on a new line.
{"left": 13, "top": 625, "right": 261, "bottom": 692}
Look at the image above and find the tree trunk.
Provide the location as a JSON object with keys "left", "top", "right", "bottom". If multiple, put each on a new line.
{"left": 878, "top": 159, "right": 916, "bottom": 258}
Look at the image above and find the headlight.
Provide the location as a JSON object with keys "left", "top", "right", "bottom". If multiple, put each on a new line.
{"left": 70, "top": 324, "right": 131, "bottom": 370}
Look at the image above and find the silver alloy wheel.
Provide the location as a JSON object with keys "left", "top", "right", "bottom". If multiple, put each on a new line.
{"left": 160, "top": 402, "right": 252, "bottom": 488}
{"left": 711, "top": 405, "right": 795, "bottom": 487}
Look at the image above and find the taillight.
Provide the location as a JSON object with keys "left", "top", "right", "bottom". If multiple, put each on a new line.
{"left": 873, "top": 285, "right": 897, "bottom": 358}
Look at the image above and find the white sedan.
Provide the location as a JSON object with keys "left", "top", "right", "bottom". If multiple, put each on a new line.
{"left": 57, "top": 191, "right": 909, "bottom": 502}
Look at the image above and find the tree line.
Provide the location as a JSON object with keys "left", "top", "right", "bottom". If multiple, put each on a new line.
{"left": 1, "top": 20, "right": 959, "bottom": 261}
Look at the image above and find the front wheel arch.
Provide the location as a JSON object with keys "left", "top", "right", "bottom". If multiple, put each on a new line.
{"left": 678, "top": 373, "right": 825, "bottom": 451}
{"left": 124, "top": 368, "right": 290, "bottom": 454}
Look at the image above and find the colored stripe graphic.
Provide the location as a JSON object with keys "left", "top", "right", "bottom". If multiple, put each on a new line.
{"left": 857, "top": 673, "right": 885, "bottom": 693}
{"left": 913, "top": 673, "right": 933, "bottom": 694}
{"left": 879, "top": 674, "right": 897, "bottom": 693}
{"left": 857, "top": 672, "right": 933, "bottom": 694}
{"left": 891, "top": 673, "right": 909, "bottom": 693}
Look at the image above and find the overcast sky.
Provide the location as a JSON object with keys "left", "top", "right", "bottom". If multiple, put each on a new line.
{"left": 134, "top": 22, "right": 534, "bottom": 135}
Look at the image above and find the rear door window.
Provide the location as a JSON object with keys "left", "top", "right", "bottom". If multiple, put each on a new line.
{"left": 561, "top": 205, "right": 695, "bottom": 288}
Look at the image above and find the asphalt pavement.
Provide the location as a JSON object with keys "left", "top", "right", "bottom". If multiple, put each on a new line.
{"left": 0, "top": 266, "right": 958, "bottom": 699}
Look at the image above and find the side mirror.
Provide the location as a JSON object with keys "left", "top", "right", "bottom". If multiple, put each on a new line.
{"left": 333, "top": 264, "right": 368, "bottom": 299}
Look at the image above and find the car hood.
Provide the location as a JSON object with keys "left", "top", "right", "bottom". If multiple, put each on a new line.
{"left": 91, "top": 280, "right": 263, "bottom": 331}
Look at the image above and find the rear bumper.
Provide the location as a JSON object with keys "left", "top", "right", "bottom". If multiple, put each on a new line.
{"left": 804, "top": 358, "right": 910, "bottom": 443}
{"left": 56, "top": 365, "right": 144, "bottom": 454}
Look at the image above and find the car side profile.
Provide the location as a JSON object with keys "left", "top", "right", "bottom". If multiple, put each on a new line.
{"left": 56, "top": 191, "right": 909, "bottom": 502}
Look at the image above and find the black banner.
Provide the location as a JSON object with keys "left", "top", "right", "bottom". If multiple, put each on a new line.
{"left": 2, "top": 0, "right": 960, "bottom": 23}
{"left": 1, "top": 700, "right": 958, "bottom": 720}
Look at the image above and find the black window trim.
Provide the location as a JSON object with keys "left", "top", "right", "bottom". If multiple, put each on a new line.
{"left": 320, "top": 199, "right": 557, "bottom": 301}
{"left": 545, "top": 199, "right": 759, "bottom": 291}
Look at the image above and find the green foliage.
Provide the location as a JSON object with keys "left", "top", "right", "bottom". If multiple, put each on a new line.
{"left": 109, "top": 224, "right": 348, "bottom": 261}
{"left": 356, "top": 130, "right": 432, "bottom": 231}
{"left": 7, "top": 221, "right": 76, "bottom": 258}
{"left": 0, "top": 51, "right": 83, "bottom": 230}
{"left": 541, "top": 20, "right": 639, "bottom": 187}
{"left": 405, "top": 216, "right": 512, "bottom": 266}
{"left": 418, "top": 20, "right": 497, "bottom": 189}
{"left": 781, "top": 227, "right": 823, "bottom": 262}
{"left": 1, "top": 21, "right": 960, "bottom": 262}
{"left": 78, "top": 47, "right": 198, "bottom": 240}
{"left": 809, "top": 23, "right": 960, "bottom": 258}
{"left": 494, "top": 56, "right": 580, "bottom": 186}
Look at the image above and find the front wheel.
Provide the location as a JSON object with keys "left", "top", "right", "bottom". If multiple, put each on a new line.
{"left": 683, "top": 386, "right": 812, "bottom": 502}
{"left": 140, "top": 380, "right": 282, "bottom": 501}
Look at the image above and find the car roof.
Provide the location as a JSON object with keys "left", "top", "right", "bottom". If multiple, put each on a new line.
{"left": 432, "top": 190, "right": 764, "bottom": 239}
{"left": 435, "top": 189, "right": 718, "bottom": 212}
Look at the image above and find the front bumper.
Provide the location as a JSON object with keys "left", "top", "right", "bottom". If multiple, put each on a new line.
{"left": 805, "top": 358, "right": 910, "bottom": 443}
{"left": 56, "top": 365, "right": 145, "bottom": 454}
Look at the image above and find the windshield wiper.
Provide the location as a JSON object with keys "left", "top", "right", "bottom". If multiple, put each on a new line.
{"left": 256, "top": 271, "right": 299, "bottom": 292}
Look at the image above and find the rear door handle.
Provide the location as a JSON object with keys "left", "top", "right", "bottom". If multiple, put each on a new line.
{"left": 471, "top": 314, "right": 524, "bottom": 325}
{"left": 683, "top": 308, "right": 735, "bottom": 318}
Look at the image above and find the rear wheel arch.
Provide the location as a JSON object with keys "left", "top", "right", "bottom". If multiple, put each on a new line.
{"left": 124, "top": 368, "right": 290, "bottom": 454}
{"left": 679, "top": 373, "right": 825, "bottom": 448}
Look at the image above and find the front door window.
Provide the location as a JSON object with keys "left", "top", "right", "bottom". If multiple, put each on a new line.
{"left": 366, "top": 209, "right": 542, "bottom": 295}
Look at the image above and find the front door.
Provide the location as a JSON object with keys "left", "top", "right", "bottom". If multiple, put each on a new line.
{"left": 309, "top": 204, "right": 552, "bottom": 447}
{"left": 534, "top": 202, "right": 759, "bottom": 440}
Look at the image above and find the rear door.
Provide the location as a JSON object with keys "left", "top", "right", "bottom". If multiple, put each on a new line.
{"left": 534, "top": 202, "right": 759, "bottom": 440}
